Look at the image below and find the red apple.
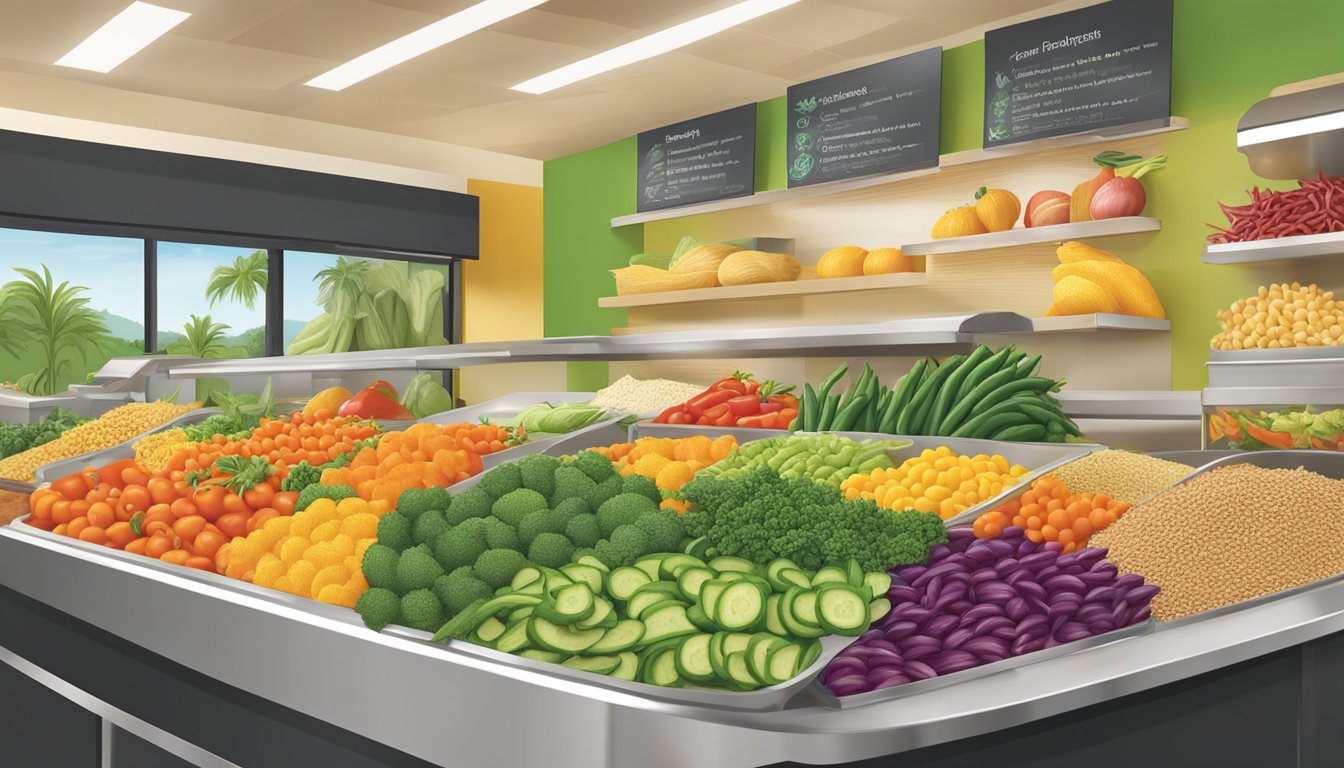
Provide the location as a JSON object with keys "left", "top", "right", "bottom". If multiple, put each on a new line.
{"left": 1025, "top": 190, "right": 1071, "bottom": 228}
{"left": 1024, "top": 190, "right": 1070, "bottom": 228}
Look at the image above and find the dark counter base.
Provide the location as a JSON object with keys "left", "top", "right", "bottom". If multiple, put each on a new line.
{"left": 4, "top": 579, "right": 1344, "bottom": 768}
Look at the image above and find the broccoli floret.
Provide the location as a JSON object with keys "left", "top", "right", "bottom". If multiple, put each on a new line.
{"left": 565, "top": 513, "right": 601, "bottom": 548}
{"left": 433, "top": 573, "right": 493, "bottom": 615}
{"left": 491, "top": 488, "right": 548, "bottom": 528}
{"left": 432, "top": 525, "right": 488, "bottom": 572}
{"left": 481, "top": 517, "right": 519, "bottom": 550}
{"left": 474, "top": 548, "right": 529, "bottom": 589}
{"left": 597, "top": 493, "right": 658, "bottom": 537}
{"left": 280, "top": 461, "right": 323, "bottom": 493}
{"left": 396, "top": 544, "right": 444, "bottom": 591}
{"left": 584, "top": 475, "right": 624, "bottom": 511}
{"left": 528, "top": 532, "right": 575, "bottom": 569}
{"left": 297, "top": 484, "right": 356, "bottom": 513}
{"left": 412, "top": 509, "right": 449, "bottom": 546}
{"left": 551, "top": 466, "right": 597, "bottom": 505}
{"left": 570, "top": 450, "right": 616, "bottom": 483}
{"left": 677, "top": 467, "right": 948, "bottom": 572}
{"left": 622, "top": 474, "right": 661, "bottom": 504}
{"left": 634, "top": 508, "right": 683, "bottom": 553}
{"left": 477, "top": 463, "right": 523, "bottom": 500}
{"left": 517, "top": 509, "right": 563, "bottom": 548}
{"left": 376, "top": 512, "right": 414, "bottom": 553}
{"left": 448, "top": 565, "right": 475, "bottom": 580}
{"left": 400, "top": 589, "right": 445, "bottom": 632}
{"left": 397, "top": 487, "right": 451, "bottom": 521}
{"left": 518, "top": 454, "right": 560, "bottom": 498}
{"left": 595, "top": 538, "right": 638, "bottom": 569}
{"left": 573, "top": 546, "right": 598, "bottom": 561}
{"left": 361, "top": 543, "right": 401, "bottom": 590}
{"left": 610, "top": 525, "right": 650, "bottom": 559}
{"left": 355, "top": 587, "right": 402, "bottom": 630}
{"left": 445, "top": 488, "right": 492, "bottom": 526}
{"left": 550, "top": 496, "right": 589, "bottom": 523}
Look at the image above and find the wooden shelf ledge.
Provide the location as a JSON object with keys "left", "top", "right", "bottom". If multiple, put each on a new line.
{"left": 597, "top": 272, "right": 928, "bottom": 308}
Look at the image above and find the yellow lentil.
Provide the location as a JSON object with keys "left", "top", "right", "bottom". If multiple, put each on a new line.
{"left": 133, "top": 428, "right": 190, "bottom": 475}
{"left": 1048, "top": 450, "right": 1193, "bottom": 505}
{"left": 840, "top": 446, "right": 1028, "bottom": 520}
{"left": 1090, "top": 464, "right": 1344, "bottom": 621}
{"left": 0, "top": 400, "right": 199, "bottom": 482}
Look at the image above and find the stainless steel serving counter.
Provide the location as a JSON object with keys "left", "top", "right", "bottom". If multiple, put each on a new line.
{"left": 3, "top": 514, "right": 1344, "bottom": 768}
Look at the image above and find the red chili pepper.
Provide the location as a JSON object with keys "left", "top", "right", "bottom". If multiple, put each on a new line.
{"left": 668, "top": 411, "right": 692, "bottom": 425}
{"left": 758, "top": 401, "right": 785, "bottom": 414}
{"left": 713, "top": 409, "right": 735, "bottom": 426}
{"left": 727, "top": 394, "right": 761, "bottom": 418}
{"left": 653, "top": 404, "right": 684, "bottom": 424}
{"left": 778, "top": 407, "right": 799, "bottom": 424}
{"left": 686, "top": 389, "right": 736, "bottom": 417}
{"left": 701, "top": 402, "right": 731, "bottom": 421}
{"left": 736, "top": 414, "right": 772, "bottom": 428}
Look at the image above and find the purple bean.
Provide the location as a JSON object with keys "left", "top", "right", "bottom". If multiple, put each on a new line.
{"left": 921, "top": 614, "right": 960, "bottom": 639}
{"left": 962, "top": 603, "right": 1006, "bottom": 623}
{"left": 1045, "top": 574, "right": 1087, "bottom": 594}
{"left": 1016, "top": 614, "right": 1048, "bottom": 637}
{"left": 922, "top": 575, "right": 943, "bottom": 601}
{"left": 914, "top": 563, "right": 956, "bottom": 588}
{"left": 962, "top": 636, "right": 1011, "bottom": 659}
{"left": 1011, "top": 634, "right": 1042, "bottom": 655}
{"left": 1005, "top": 597, "right": 1030, "bottom": 621}
{"left": 1126, "top": 585, "right": 1161, "bottom": 606}
{"left": 892, "top": 604, "right": 931, "bottom": 624}
{"left": 895, "top": 565, "right": 926, "bottom": 583}
{"left": 843, "top": 645, "right": 883, "bottom": 660}
{"left": 1088, "top": 620, "right": 1116, "bottom": 635}
{"left": 941, "top": 581, "right": 970, "bottom": 602}
{"left": 1043, "top": 541, "right": 1064, "bottom": 553}
{"left": 1055, "top": 622, "right": 1092, "bottom": 643}
{"left": 870, "top": 638, "right": 900, "bottom": 653}
{"left": 1047, "top": 602, "right": 1079, "bottom": 623}
{"left": 970, "top": 568, "right": 1001, "bottom": 586}
{"left": 1050, "top": 614, "right": 1070, "bottom": 633}
{"left": 1059, "top": 562, "right": 1086, "bottom": 577}
{"left": 860, "top": 628, "right": 883, "bottom": 642}
{"left": 944, "top": 569, "right": 972, "bottom": 586}
{"left": 950, "top": 600, "right": 974, "bottom": 615}
{"left": 1077, "top": 604, "right": 1112, "bottom": 624}
{"left": 1016, "top": 580, "right": 1048, "bottom": 601}
{"left": 1132, "top": 605, "right": 1152, "bottom": 623}
{"left": 974, "top": 582, "right": 1018, "bottom": 604}
{"left": 883, "top": 620, "right": 918, "bottom": 641}
{"left": 1074, "top": 548, "right": 1107, "bottom": 568}
{"left": 1043, "top": 636, "right": 1061, "bottom": 649}
{"left": 1037, "top": 565, "right": 1061, "bottom": 581}
{"left": 827, "top": 675, "right": 872, "bottom": 696}
{"left": 931, "top": 590, "right": 964, "bottom": 614}
{"left": 975, "top": 616, "right": 1015, "bottom": 636}
{"left": 900, "top": 633, "right": 941, "bottom": 653}
{"left": 965, "top": 545, "right": 995, "bottom": 565}
{"left": 948, "top": 527, "right": 976, "bottom": 542}
{"left": 1114, "top": 573, "right": 1145, "bottom": 591}
{"left": 1112, "top": 603, "right": 1133, "bottom": 626}
{"left": 1017, "top": 540, "right": 1039, "bottom": 558}
{"left": 994, "top": 558, "right": 1020, "bottom": 578}
{"left": 1018, "top": 551, "right": 1055, "bottom": 572}
{"left": 904, "top": 660, "right": 938, "bottom": 681}
{"left": 1078, "top": 571, "right": 1115, "bottom": 587}
{"left": 943, "top": 627, "right": 975, "bottom": 650}
{"left": 888, "top": 585, "right": 920, "bottom": 604}
{"left": 983, "top": 538, "right": 1017, "bottom": 558}
{"left": 1001, "top": 525, "right": 1025, "bottom": 539}
{"left": 873, "top": 673, "right": 913, "bottom": 690}
{"left": 1055, "top": 552, "right": 1078, "bottom": 570}
{"left": 827, "top": 657, "right": 867, "bottom": 675}
{"left": 929, "top": 650, "right": 981, "bottom": 675}
{"left": 927, "top": 545, "right": 950, "bottom": 564}
{"left": 1084, "top": 586, "right": 1117, "bottom": 605}
{"left": 1090, "top": 561, "right": 1118, "bottom": 578}
{"left": 1048, "top": 588, "right": 1082, "bottom": 607}
{"left": 1004, "top": 569, "right": 1032, "bottom": 586}
{"left": 1025, "top": 595, "right": 1051, "bottom": 615}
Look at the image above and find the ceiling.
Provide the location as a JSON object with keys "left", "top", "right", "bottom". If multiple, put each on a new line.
{"left": 0, "top": 0, "right": 1068, "bottom": 159}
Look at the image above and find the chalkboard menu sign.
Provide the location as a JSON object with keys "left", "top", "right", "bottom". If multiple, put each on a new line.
{"left": 983, "top": 0, "right": 1173, "bottom": 147}
{"left": 785, "top": 47, "right": 942, "bottom": 188}
{"left": 636, "top": 104, "right": 756, "bottom": 212}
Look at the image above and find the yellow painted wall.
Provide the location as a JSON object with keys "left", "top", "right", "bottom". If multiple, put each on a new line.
{"left": 459, "top": 179, "right": 565, "bottom": 401}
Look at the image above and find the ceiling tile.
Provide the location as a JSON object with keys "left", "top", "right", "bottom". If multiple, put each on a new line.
{"left": 229, "top": 0, "right": 436, "bottom": 61}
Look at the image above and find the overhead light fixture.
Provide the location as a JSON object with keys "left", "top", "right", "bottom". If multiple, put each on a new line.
{"left": 512, "top": 0, "right": 801, "bottom": 94}
{"left": 56, "top": 2, "right": 190, "bottom": 73}
{"left": 307, "top": 0, "right": 548, "bottom": 91}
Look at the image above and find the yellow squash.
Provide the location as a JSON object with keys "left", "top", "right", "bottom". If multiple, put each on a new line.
{"left": 669, "top": 243, "right": 742, "bottom": 277}
{"left": 862, "top": 247, "right": 912, "bottom": 275}
{"left": 303, "top": 386, "right": 353, "bottom": 417}
{"left": 816, "top": 246, "right": 868, "bottom": 278}
{"left": 611, "top": 266, "right": 718, "bottom": 295}
{"left": 717, "top": 251, "right": 802, "bottom": 286}
{"left": 931, "top": 207, "right": 988, "bottom": 239}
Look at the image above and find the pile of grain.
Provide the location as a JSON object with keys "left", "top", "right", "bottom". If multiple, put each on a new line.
{"left": 1049, "top": 450, "right": 1193, "bottom": 504}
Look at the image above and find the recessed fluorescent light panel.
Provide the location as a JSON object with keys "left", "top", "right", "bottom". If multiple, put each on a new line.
{"left": 307, "top": 0, "right": 549, "bottom": 91}
{"left": 56, "top": 2, "right": 190, "bottom": 73}
{"left": 512, "top": 0, "right": 801, "bottom": 94}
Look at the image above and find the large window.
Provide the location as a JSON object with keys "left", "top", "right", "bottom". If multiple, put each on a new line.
{"left": 284, "top": 252, "right": 450, "bottom": 355}
{"left": 0, "top": 227, "right": 144, "bottom": 395}
{"left": 156, "top": 242, "right": 267, "bottom": 359}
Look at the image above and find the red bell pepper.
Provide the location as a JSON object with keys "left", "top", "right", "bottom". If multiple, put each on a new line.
{"left": 339, "top": 384, "right": 413, "bottom": 420}
{"left": 727, "top": 394, "right": 762, "bottom": 418}
{"left": 713, "top": 409, "right": 735, "bottom": 426}
{"left": 686, "top": 389, "right": 736, "bottom": 418}
{"left": 653, "top": 404, "right": 684, "bottom": 424}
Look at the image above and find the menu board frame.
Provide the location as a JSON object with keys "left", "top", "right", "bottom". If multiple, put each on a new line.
{"left": 636, "top": 104, "right": 757, "bottom": 213}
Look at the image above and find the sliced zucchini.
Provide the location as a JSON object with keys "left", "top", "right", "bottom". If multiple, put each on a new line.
{"left": 777, "top": 568, "right": 813, "bottom": 590}
{"left": 495, "top": 620, "right": 531, "bottom": 653}
{"left": 708, "top": 632, "right": 728, "bottom": 679}
{"left": 633, "top": 555, "right": 669, "bottom": 581}
{"left": 607, "top": 566, "right": 652, "bottom": 601}
{"left": 644, "top": 647, "right": 680, "bottom": 687}
{"left": 725, "top": 651, "right": 760, "bottom": 688}
{"left": 863, "top": 571, "right": 893, "bottom": 598}
{"left": 474, "top": 617, "right": 506, "bottom": 644}
{"left": 508, "top": 605, "right": 535, "bottom": 622}
{"left": 627, "top": 584, "right": 685, "bottom": 619}
{"left": 764, "top": 594, "right": 787, "bottom": 637}
{"left": 575, "top": 554, "right": 609, "bottom": 572}
{"left": 845, "top": 560, "right": 865, "bottom": 588}
{"left": 765, "top": 558, "right": 803, "bottom": 591}
{"left": 519, "top": 648, "right": 564, "bottom": 664}
{"left": 516, "top": 580, "right": 545, "bottom": 597}
{"left": 816, "top": 584, "right": 869, "bottom": 636}
{"left": 576, "top": 597, "right": 616, "bottom": 631}
{"left": 641, "top": 603, "right": 699, "bottom": 644}
{"left": 674, "top": 634, "right": 716, "bottom": 683}
{"left": 708, "top": 556, "right": 758, "bottom": 574}
{"left": 868, "top": 597, "right": 892, "bottom": 623}
{"left": 799, "top": 640, "right": 822, "bottom": 670}
{"left": 562, "top": 655, "right": 621, "bottom": 675}
{"left": 552, "top": 583, "right": 596, "bottom": 623}
{"left": 658, "top": 553, "right": 706, "bottom": 580}
{"left": 716, "top": 572, "right": 749, "bottom": 583}
{"left": 610, "top": 651, "right": 638, "bottom": 681}
{"left": 779, "top": 589, "right": 826, "bottom": 639}
{"left": 747, "top": 633, "right": 786, "bottom": 686}
{"left": 713, "top": 582, "right": 766, "bottom": 632}
{"left": 561, "top": 564, "right": 605, "bottom": 594}
{"left": 699, "top": 579, "right": 730, "bottom": 616}
{"left": 676, "top": 567, "right": 715, "bottom": 603}
{"left": 686, "top": 603, "right": 716, "bottom": 633}
{"left": 811, "top": 566, "right": 848, "bottom": 587}
{"left": 511, "top": 567, "right": 543, "bottom": 591}
{"left": 527, "top": 616, "right": 605, "bottom": 654}
{"left": 792, "top": 590, "right": 822, "bottom": 628}
{"left": 587, "top": 619, "right": 646, "bottom": 654}
{"left": 767, "top": 643, "right": 803, "bottom": 683}
{"left": 537, "top": 567, "right": 574, "bottom": 593}
{"left": 683, "top": 536, "right": 711, "bottom": 559}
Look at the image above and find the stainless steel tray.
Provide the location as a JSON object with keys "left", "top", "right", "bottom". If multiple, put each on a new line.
{"left": 631, "top": 422, "right": 788, "bottom": 444}
{"left": 31, "top": 407, "right": 222, "bottom": 485}
{"left": 811, "top": 619, "right": 1156, "bottom": 709}
{"left": 418, "top": 392, "right": 629, "bottom": 468}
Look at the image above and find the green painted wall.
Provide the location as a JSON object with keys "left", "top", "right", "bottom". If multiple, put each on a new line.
{"left": 542, "top": 0, "right": 1344, "bottom": 390}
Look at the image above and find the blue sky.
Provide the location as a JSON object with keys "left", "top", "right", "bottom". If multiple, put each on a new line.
{"left": 0, "top": 227, "right": 144, "bottom": 320}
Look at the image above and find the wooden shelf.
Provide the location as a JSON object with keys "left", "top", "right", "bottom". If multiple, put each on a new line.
{"left": 1202, "top": 231, "right": 1344, "bottom": 264}
{"left": 1029, "top": 314, "right": 1171, "bottom": 333}
{"left": 597, "top": 272, "right": 928, "bottom": 308}
{"left": 902, "top": 217, "right": 1161, "bottom": 256}
{"left": 610, "top": 117, "right": 1188, "bottom": 228}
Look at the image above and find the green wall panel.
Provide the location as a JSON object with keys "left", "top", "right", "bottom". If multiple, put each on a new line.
{"left": 940, "top": 41, "right": 986, "bottom": 155}
{"left": 754, "top": 97, "right": 787, "bottom": 193}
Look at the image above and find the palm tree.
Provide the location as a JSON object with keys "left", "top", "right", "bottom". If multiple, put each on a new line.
{"left": 315, "top": 255, "right": 369, "bottom": 311}
{"left": 205, "top": 249, "right": 268, "bottom": 310}
{"left": 3, "top": 266, "right": 111, "bottom": 396}
{"left": 166, "top": 314, "right": 231, "bottom": 358}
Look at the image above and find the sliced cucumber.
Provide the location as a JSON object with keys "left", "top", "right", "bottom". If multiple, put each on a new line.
{"left": 658, "top": 554, "right": 706, "bottom": 580}
{"left": 767, "top": 643, "right": 803, "bottom": 683}
{"left": 684, "top": 536, "right": 711, "bottom": 559}
{"left": 674, "top": 634, "right": 716, "bottom": 683}
{"left": 779, "top": 589, "right": 826, "bottom": 639}
{"left": 516, "top": 580, "right": 545, "bottom": 597}
{"left": 845, "top": 560, "right": 865, "bottom": 588}
{"left": 708, "top": 556, "right": 757, "bottom": 574}
{"left": 676, "top": 567, "right": 714, "bottom": 602}
{"left": 576, "top": 598, "right": 617, "bottom": 630}
{"left": 765, "top": 558, "right": 803, "bottom": 591}
{"left": 627, "top": 584, "right": 685, "bottom": 619}
{"left": 608, "top": 567, "right": 652, "bottom": 601}
{"left": 792, "top": 590, "right": 822, "bottom": 627}
{"left": 587, "top": 619, "right": 645, "bottom": 654}
{"left": 716, "top": 572, "right": 749, "bottom": 582}
{"left": 496, "top": 620, "right": 531, "bottom": 653}
{"left": 725, "top": 651, "right": 759, "bottom": 688}
{"left": 764, "top": 594, "right": 788, "bottom": 636}
{"left": 799, "top": 640, "right": 822, "bottom": 670}
{"left": 713, "top": 582, "right": 766, "bottom": 632}
{"left": 708, "top": 632, "right": 728, "bottom": 679}
{"left": 699, "top": 579, "right": 730, "bottom": 617}
{"left": 638, "top": 639, "right": 683, "bottom": 687}
{"left": 863, "top": 571, "right": 892, "bottom": 598}
{"left": 811, "top": 566, "right": 848, "bottom": 587}
{"left": 722, "top": 632, "right": 753, "bottom": 657}
{"left": 519, "top": 648, "right": 564, "bottom": 664}
{"left": 642, "top": 603, "right": 699, "bottom": 644}
{"left": 633, "top": 556, "right": 668, "bottom": 581}
{"left": 562, "top": 655, "right": 621, "bottom": 675}
{"left": 611, "top": 651, "right": 638, "bottom": 681}
{"left": 508, "top": 605, "right": 535, "bottom": 622}
{"left": 474, "top": 617, "right": 506, "bottom": 644}
{"left": 575, "top": 554, "right": 609, "bottom": 572}
{"left": 527, "top": 616, "right": 605, "bottom": 654}
{"left": 561, "top": 564, "right": 605, "bottom": 594}
{"left": 537, "top": 566, "right": 573, "bottom": 590}
{"left": 553, "top": 583, "right": 596, "bottom": 622}
{"left": 816, "top": 584, "right": 868, "bottom": 636}
{"left": 868, "top": 597, "right": 892, "bottom": 623}
{"left": 686, "top": 603, "right": 716, "bottom": 633}
{"left": 777, "top": 568, "right": 812, "bottom": 590}
{"left": 747, "top": 633, "right": 786, "bottom": 686}
{"left": 511, "top": 567, "right": 542, "bottom": 591}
